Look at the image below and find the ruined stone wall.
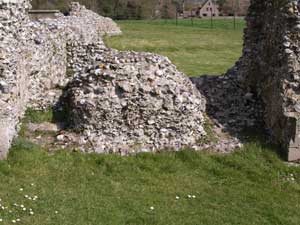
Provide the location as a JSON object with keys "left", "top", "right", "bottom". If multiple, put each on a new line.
{"left": 0, "top": 0, "right": 31, "bottom": 159}
{"left": 27, "top": 2, "right": 121, "bottom": 109}
{"left": 5, "top": 0, "right": 300, "bottom": 160}
{"left": 63, "top": 46, "right": 206, "bottom": 154}
{"left": 0, "top": 0, "right": 121, "bottom": 158}
{"left": 235, "top": 0, "right": 300, "bottom": 161}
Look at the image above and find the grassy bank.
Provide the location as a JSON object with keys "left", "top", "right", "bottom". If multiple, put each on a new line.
{"left": 1, "top": 135, "right": 300, "bottom": 225}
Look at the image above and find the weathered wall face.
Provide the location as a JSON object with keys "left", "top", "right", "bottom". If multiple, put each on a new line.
{"left": 0, "top": 0, "right": 205, "bottom": 158}
{"left": 235, "top": 0, "right": 300, "bottom": 161}
{"left": 4, "top": 0, "right": 300, "bottom": 160}
{"left": 0, "top": 0, "right": 31, "bottom": 159}
{"left": 64, "top": 46, "right": 206, "bottom": 154}
{"left": 26, "top": 2, "right": 121, "bottom": 109}
{"left": 0, "top": 0, "right": 121, "bottom": 159}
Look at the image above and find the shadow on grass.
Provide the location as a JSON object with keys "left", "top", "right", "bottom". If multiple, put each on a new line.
{"left": 190, "top": 73, "right": 289, "bottom": 162}
{"left": 19, "top": 103, "right": 287, "bottom": 163}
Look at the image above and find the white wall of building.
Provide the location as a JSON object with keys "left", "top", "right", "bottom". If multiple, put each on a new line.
{"left": 199, "top": 0, "right": 219, "bottom": 17}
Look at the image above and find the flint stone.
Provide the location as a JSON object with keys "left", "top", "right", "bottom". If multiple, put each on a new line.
{"left": 0, "top": 0, "right": 121, "bottom": 158}
{"left": 0, "top": 80, "right": 9, "bottom": 93}
{"left": 27, "top": 122, "right": 60, "bottom": 132}
{"left": 64, "top": 50, "right": 206, "bottom": 154}
{"left": 233, "top": 0, "right": 300, "bottom": 161}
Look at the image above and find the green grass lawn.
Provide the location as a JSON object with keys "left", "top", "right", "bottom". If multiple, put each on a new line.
{"left": 105, "top": 19, "right": 245, "bottom": 76}
{"left": 1, "top": 140, "right": 300, "bottom": 225}
{"left": 0, "top": 20, "right": 300, "bottom": 225}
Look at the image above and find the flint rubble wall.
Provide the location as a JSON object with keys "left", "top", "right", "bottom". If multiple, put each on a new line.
{"left": 4, "top": 0, "right": 300, "bottom": 161}
{"left": 190, "top": 0, "right": 300, "bottom": 161}
{"left": 63, "top": 46, "right": 206, "bottom": 154}
{"left": 0, "top": 0, "right": 121, "bottom": 158}
{"left": 233, "top": 0, "right": 300, "bottom": 161}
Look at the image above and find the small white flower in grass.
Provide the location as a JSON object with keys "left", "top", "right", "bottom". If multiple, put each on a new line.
{"left": 19, "top": 188, "right": 23, "bottom": 192}
{"left": 187, "top": 195, "right": 192, "bottom": 198}
{"left": 22, "top": 208, "right": 26, "bottom": 211}
{"left": 28, "top": 197, "right": 32, "bottom": 200}
{"left": 1, "top": 206, "right": 4, "bottom": 210}
{"left": 31, "top": 183, "right": 34, "bottom": 186}
{"left": 192, "top": 195, "right": 196, "bottom": 199}
{"left": 24, "top": 195, "right": 28, "bottom": 198}
{"left": 175, "top": 196, "right": 180, "bottom": 200}
{"left": 150, "top": 206, "right": 154, "bottom": 210}
{"left": 29, "top": 208, "right": 32, "bottom": 211}
{"left": 0, "top": 218, "right": 2, "bottom": 222}
{"left": 55, "top": 211, "right": 58, "bottom": 214}
{"left": 12, "top": 220, "right": 16, "bottom": 223}
{"left": 29, "top": 211, "right": 34, "bottom": 215}
{"left": 16, "top": 219, "right": 20, "bottom": 222}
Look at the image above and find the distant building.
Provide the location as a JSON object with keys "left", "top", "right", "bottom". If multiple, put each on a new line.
{"left": 182, "top": 0, "right": 219, "bottom": 18}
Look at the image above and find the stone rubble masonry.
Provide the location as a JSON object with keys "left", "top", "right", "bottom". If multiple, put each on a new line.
{"left": 63, "top": 47, "right": 206, "bottom": 154}
{"left": 3, "top": 0, "right": 300, "bottom": 161}
{"left": 0, "top": 0, "right": 121, "bottom": 159}
{"left": 0, "top": 0, "right": 206, "bottom": 158}
{"left": 234, "top": 0, "right": 300, "bottom": 161}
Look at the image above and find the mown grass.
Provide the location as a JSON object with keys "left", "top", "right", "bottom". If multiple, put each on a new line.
{"left": 0, "top": 138, "right": 300, "bottom": 225}
{"left": 22, "top": 108, "right": 53, "bottom": 124}
{"left": 105, "top": 19, "right": 245, "bottom": 76}
{"left": 0, "top": 20, "right": 300, "bottom": 225}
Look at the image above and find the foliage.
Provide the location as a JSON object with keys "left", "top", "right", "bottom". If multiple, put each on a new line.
{"left": 23, "top": 108, "right": 53, "bottom": 124}
{"left": 31, "top": 0, "right": 251, "bottom": 19}
{"left": 31, "top": 0, "right": 172, "bottom": 19}
{"left": 217, "top": 0, "right": 227, "bottom": 10}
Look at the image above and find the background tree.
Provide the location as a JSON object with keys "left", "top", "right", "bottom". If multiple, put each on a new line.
{"left": 31, "top": 0, "right": 250, "bottom": 19}
{"left": 216, "top": 0, "right": 227, "bottom": 11}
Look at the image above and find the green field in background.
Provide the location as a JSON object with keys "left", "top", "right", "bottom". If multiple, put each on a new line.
{"left": 105, "top": 19, "right": 245, "bottom": 76}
